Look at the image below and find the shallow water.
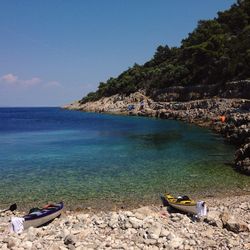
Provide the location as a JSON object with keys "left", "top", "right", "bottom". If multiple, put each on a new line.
{"left": 0, "top": 108, "right": 249, "bottom": 209}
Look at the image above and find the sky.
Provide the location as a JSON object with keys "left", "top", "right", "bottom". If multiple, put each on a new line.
{"left": 0, "top": 0, "right": 236, "bottom": 107}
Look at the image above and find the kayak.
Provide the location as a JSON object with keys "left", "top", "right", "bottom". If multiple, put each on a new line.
{"left": 23, "top": 202, "right": 64, "bottom": 230}
{"left": 162, "top": 193, "right": 197, "bottom": 214}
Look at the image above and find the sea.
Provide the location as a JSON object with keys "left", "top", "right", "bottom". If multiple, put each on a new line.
{"left": 0, "top": 107, "right": 249, "bottom": 210}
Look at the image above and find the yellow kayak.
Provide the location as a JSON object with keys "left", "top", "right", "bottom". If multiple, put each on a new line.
{"left": 162, "top": 193, "right": 197, "bottom": 214}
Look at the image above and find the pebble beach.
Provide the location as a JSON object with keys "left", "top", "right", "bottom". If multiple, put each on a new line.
{"left": 1, "top": 85, "right": 249, "bottom": 249}
{"left": 0, "top": 194, "right": 249, "bottom": 250}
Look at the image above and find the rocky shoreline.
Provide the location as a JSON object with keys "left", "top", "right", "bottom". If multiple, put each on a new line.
{"left": 0, "top": 93, "right": 249, "bottom": 249}
{"left": 0, "top": 194, "right": 249, "bottom": 249}
{"left": 64, "top": 92, "right": 250, "bottom": 175}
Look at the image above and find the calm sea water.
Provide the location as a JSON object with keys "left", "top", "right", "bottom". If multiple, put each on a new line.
{"left": 0, "top": 108, "right": 248, "bottom": 209}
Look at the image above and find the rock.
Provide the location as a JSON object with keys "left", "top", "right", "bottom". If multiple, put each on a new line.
{"left": 77, "top": 228, "right": 92, "bottom": 240}
{"left": 35, "top": 243, "right": 43, "bottom": 249}
{"left": 59, "top": 246, "right": 68, "bottom": 250}
{"left": 67, "top": 244, "right": 76, "bottom": 250}
{"left": 93, "top": 217, "right": 104, "bottom": 225}
{"left": 221, "top": 212, "right": 249, "bottom": 233}
{"left": 75, "top": 247, "right": 85, "bottom": 250}
{"left": 244, "top": 243, "right": 250, "bottom": 249}
{"left": 226, "top": 238, "right": 240, "bottom": 247}
{"left": 160, "top": 228, "right": 170, "bottom": 238}
{"left": 142, "top": 216, "right": 155, "bottom": 227}
{"left": 123, "top": 211, "right": 134, "bottom": 217}
{"left": 239, "top": 202, "right": 249, "bottom": 210}
{"left": 188, "top": 239, "right": 196, "bottom": 246}
{"left": 147, "top": 222, "right": 162, "bottom": 240}
{"left": 21, "top": 241, "right": 33, "bottom": 249}
{"left": 2, "top": 237, "right": 9, "bottom": 244}
{"left": 26, "top": 227, "right": 36, "bottom": 242}
{"left": 170, "top": 214, "right": 182, "bottom": 222}
{"left": 133, "top": 206, "right": 155, "bottom": 219}
{"left": 169, "top": 236, "right": 184, "bottom": 249}
{"left": 220, "top": 211, "right": 230, "bottom": 223}
{"left": 0, "top": 244, "right": 8, "bottom": 250}
{"left": 64, "top": 234, "right": 76, "bottom": 246}
{"left": 108, "top": 213, "right": 119, "bottom": 229}
{"left": 61, "top": 229, "right": 71, "bottom": 238}
{"left": 5, "top": 237, "right": 15, "bottom": 249}
{"left": 49, "top": 242, "right": 62, "bottom": 250}
{"left": 204, "top": 239, "right": 217, "bottom": 247}
{"left": 167, "top": 232, "right": 176, "bottom": 241}
{"left": 204, "top": 210, "right": 223, "bottom": 228}
{"left": 76, "top": 213, "right": 89, "bottom": 222}
{"left": 128, "top": 217, "right": 143, "bottom": 229}
{"left": 133, "top": 212, "right": 145, "bottom": 220}
{"left": 143, "top": 239, "right": 157, "bottom": 245}
{"left": 200, "top": 227, "right": 215, "bottom": 239}
{"left": 97, "top": 222, "right": 107, "bottom": 228}
{"left": 124, "top": 221, "right": 132, "bottom": 229}
{"left": 126, "top": 228, "right": 137, "bottom": 239}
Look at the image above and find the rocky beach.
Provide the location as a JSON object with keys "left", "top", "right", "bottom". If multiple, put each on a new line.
{"left": 0, "top": 194, "right": 249, "bottom": 250}
{"left": 1, "top": 79, "right": 250, "bottom": 250}
{"left": 1, "top": 81, "right": 246, "bottom": 249}
{"left": 55, "top": 80, "right": 250, "bottom": 249}
{"left": 1, "top": 0, "right": 250, "bottom": 249}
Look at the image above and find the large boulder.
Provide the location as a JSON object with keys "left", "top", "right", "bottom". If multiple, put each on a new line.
{"left": 235, "top": 157, "right": 250, "bottom": 175}
{"left": 220, "top": 212, "right": 250, "bottom": 233}
{"left": 128, "top": 217, "right": 143, "bottom": 229}
{"left": 204, "top": 210, "right": 223, "bottom": 228}
{"left": 235, "top": 142, "right": 250, "bottom": 175}
{"left": 147, "top": 222, "right": 162, "bottom": 240}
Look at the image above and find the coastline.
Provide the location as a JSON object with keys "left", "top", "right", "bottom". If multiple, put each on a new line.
{"left": 1, "top": 188, "right": 250, "bottom": 214}
{"left": 64, "top": 93, "right": 250, "bottom": 175}
{"left": 1, "top": 105, "right": 249, "bottom": 214}
{"left": 0, "top": 97, "right": 249, "bottom": 249}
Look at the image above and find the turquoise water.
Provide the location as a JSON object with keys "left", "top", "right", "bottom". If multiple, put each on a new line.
{"left": 0, "top": 108, "right": 249, "bottom": 210}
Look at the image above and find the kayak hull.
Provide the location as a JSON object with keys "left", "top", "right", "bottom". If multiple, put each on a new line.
{"left": 163, "top": 194, "right": 197, "bottom": 214}
{"left": 23, "top": 202, "right": 63, "bottom": 230}
{"left": 169, "top": 203, "right": 197, "bottom": 214}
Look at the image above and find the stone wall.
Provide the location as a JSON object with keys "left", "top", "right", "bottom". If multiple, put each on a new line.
{"left": 152, "top": 80, "right": 250, "bottom": 102}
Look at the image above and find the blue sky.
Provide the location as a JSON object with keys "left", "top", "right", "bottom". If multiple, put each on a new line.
{"left": 0, "top": 0, "right": 235, "bottom": 106}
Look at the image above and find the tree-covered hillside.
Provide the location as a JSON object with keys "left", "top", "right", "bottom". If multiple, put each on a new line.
{"left": 81, "top": 0, "right": 250, "bottom": 103}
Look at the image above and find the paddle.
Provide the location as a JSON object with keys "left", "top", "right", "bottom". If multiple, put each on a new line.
{"left": 0, "top": 203, "right": 17, "bottom": 213}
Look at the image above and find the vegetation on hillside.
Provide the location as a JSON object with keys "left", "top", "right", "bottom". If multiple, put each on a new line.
{"left": 81, "top": 0, "right": 250, "bottom": 103}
